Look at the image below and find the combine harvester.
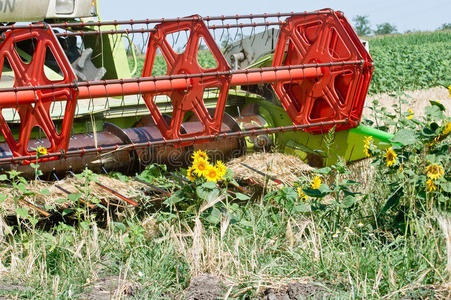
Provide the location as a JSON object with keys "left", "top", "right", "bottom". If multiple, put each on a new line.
{"left": 0, "top": 0, "right": 392, "bottom": 186}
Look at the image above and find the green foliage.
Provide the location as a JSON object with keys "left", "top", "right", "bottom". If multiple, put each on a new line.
{"left": 353, "top": 15, "right": 372, "bottom": 36}
{"left": 368, "top": 31, "right": 451, "bottom": 94}
{"left": 374, "top": 22, "right": 398, "bottom": 35}
{"left": 438, "top": 23, "right": 451, "bottom": 30}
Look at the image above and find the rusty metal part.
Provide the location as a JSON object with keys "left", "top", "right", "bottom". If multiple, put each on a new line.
{"left": 235, "top": 103, "right": 273, "bottom": 152}
{"left": 0, "top": 118, "right": 348, "bottom": 173}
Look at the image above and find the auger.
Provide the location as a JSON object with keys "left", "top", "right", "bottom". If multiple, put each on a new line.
{"left": 0, "top": 2, "right": 386, "bottom": 180}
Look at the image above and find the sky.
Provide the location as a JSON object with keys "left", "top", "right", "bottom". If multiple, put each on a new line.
{"left": 98, "top": 0, "right": 451, "bottom": 33}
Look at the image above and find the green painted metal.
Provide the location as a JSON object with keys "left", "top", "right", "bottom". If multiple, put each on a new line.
{"left": 252, "top": 100, "right": 394, "bottom": 166}
{"left": 82, "top": 25, "right": 132, "bottom": 80}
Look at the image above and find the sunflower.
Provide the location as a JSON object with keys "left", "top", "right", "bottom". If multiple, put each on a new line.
{"left": 426, "top": 164, "right": 444, "bottom": 180}
{"left": 442, "top": 122, "right": 451, "bottom": 137}
{"left": 37, "top": 147, "right": 47, "bottom": 155}
{"left": 192, "top": 149, "right": 209, "bottom": 162}
{"left": 192, "top": 157, "right": 210, "bottom": 176}
{"left": 384, "top": 147, "right": 397, "bottom": 167}
{"left": 407, "top": 109, "right": 413, "bottom": 120}
{"left": 426, "top": 179, "right": 437, "bottom": 192}
{"left": 215, "top": 160, "right": 227, "bottom": 178}
{"left": 298, "top": 187, "right": 308, "bottom": 201}
{"left": 448, "top": 84, "right": 451, "bottom": 98}
{"left": 204, "top": 165, "right": 222, "bottom": 182}
{"left": 187, "top": 167, "right": 196, "bottom": 182}
{"left": 311, "top": 176, "right": 322, "bottom": 190}
{"left": 363, "top": 136, "right": 373, "bottom": 157}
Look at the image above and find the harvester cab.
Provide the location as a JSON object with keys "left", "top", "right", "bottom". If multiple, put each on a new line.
{"left": 0, "top": 2, "right": 392, "bottom": 181}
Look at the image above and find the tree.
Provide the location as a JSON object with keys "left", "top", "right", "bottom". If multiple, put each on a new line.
{"left": 353, "top": 15, "right": 372, "bottom": 36}
{"left": 438, "top": 23, "right": 451, "bottom": 30}
{"left": 374, "top": 22, "right": 398, "bottom": 35}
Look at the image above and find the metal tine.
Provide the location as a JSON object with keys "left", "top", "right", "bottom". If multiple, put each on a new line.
{"left": 20, "top": 197, "right": 51, "bottom": 218}
{"left": 13, "top": 175, "right": 52, "bottom": 217}
{"left": 95, "top": 182, "right": 139, "bottom": 206}
{"left": 14, "top": 176, "right": 48, "bottom": 217}
{"left": 169, "top": 172, "right": 190, "bottom": 184}
{"left": 52, "top": 172, "right": 96, "bottom": 209}
{"left": 134, "top": 177, "right": 171, "bottom": 197}
{"left": 68, "top": 170, "right": 139, "bottom": 207}
{"left": 240, "top": 162, "right": 283, "bottom": 185}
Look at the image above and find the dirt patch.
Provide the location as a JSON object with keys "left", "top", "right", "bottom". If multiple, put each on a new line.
{"left": 261, "top": 281, "right": 332, "bottom": 300}
{"left": 0, "top": 281, "right": 30, "bottom": 299}
{"left": 183, "top": 274, "right": 226, "bottom": 300}
{"left": 83, "top": 276, "right": 139, "bottom": 300}
{"left": 227, "top": 152, "right": 313, "bottom": 189}
{"left": 364, "top": 86, "right": 450, "bottom": 119}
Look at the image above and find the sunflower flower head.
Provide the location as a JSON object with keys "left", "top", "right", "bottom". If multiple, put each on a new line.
{"left": 204, "top": 165, "right": 221, "bottom": 182}
{"left": 311, "top": 176, "right": 322, "bottom": 190}
{"left": 215, "top": 160, "right": 227, "bottom": 178}
{"left": 442, "top": 122, "right": 451, "bottom": 137}
{"left": 37, "top": 147, "right": 47, "bottom": 155}
{"left": 192, "top": 149, "right": 209, "bottom": 162}
{"left": 187, "top": 167, "right": 196, "bottom": 182}
{"left": 363, "top": 136, "right": 373, "bottom": 157}
{"left": 384, "top": 147, "right": 397, "bottom": 167}
{"left": 407, "top": 109, "right": 414, "bottom": 120}
{"left": 426, "top": 179, "right": 437, "bottom": 192}
{"left": 298, "top": 187, "right": 308, "bottom": 201}
{"left": 426, "top": 164, "right": 444, "bottom": 180}
{"left": 192, "top": 157, "right": 210, "bottom": 176}
{"left": 448, "top": 85, "right": 451, "bottom": 98}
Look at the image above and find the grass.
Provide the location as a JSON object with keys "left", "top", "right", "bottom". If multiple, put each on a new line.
{"left": 0, "top": 98, "right": 449, "bottom": 298}
{"left": 0, "top": 188, "right": 448, "bottom": 298}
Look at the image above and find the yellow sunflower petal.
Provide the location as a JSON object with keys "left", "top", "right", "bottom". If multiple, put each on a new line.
{"left": 204, "top": 165, "right": 221, "bottom": 182}
{"left": 311, "top": 176, "right": 322, "bottom": 190}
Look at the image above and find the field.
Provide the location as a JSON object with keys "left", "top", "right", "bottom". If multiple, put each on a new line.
{"left": 0, "top": 30, "right": 450, "bottom": 299}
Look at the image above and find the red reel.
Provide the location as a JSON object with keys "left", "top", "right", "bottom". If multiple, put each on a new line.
{"left": 142, "top": 16, "right": 231, "bottom": 142}
{"left": 272, "top": 10, "right": 373, "bottom": 133}
{"left": 0, "top": 26, "right": 77, "bottom": 161}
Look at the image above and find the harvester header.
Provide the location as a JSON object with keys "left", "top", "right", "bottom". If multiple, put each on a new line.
{"left": 0, "top": 8, "right": 374, "bottom": 177}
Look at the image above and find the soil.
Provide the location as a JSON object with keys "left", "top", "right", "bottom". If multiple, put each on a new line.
{"left": 82, "top": 276, "right": 139, "bottom": 300}
{"left": 0, "top": 281, "right": 30, "bottom": 299}
{"left": 183, "top": 274, "right": 226, "bottom": 300}
{"left": 260, "top": 282, "right": 332, "bottom": 300}
{"left": 364, "top": 86, "right": 450, "bottom": 119}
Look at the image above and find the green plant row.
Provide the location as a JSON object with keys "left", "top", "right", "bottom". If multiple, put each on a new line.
{"left": 368, "top": 31, "right": 451, "bottom": 94}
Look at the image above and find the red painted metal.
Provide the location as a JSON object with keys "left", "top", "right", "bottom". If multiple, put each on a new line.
{"left": 0, "top": 26, "right": 77, "bottom": 160}
{"left": 142, "top": 15, "right": 231, "bottom": 141}
{"left": 0, "top": 65, "right": 328, "bottom": 105}
{"left": 272, "top": 9, "right": 373, "bottom": 133}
